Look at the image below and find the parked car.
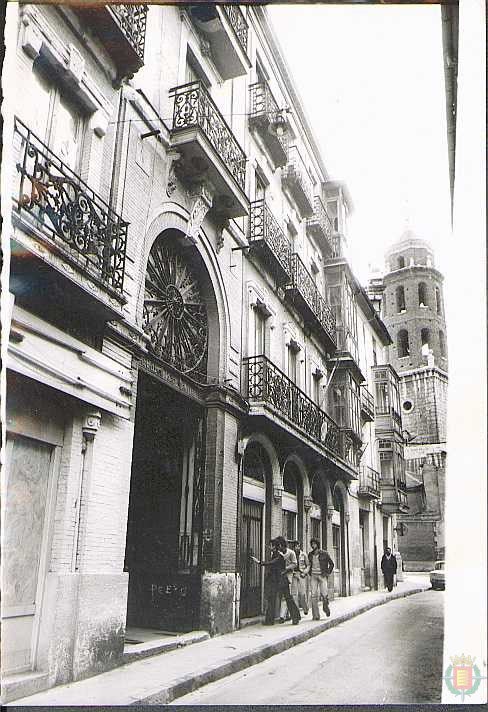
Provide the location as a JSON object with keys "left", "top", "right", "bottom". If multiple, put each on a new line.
{"left": 430, "top": 560, "right": 445, "bottom": 590}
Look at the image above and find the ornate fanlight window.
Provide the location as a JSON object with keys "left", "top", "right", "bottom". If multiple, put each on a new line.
{"left": 143, "top": 237, "right": 208, "bottom": 380}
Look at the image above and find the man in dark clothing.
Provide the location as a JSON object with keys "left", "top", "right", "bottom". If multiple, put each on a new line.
{"left": 251, "top": 539, "right": 283, "bottom": 624}
{"left": 381, "top": 547, "right": 397, "bottom": 592}
{"left": 308, "top": 538, "right": 334, "bottom": 620}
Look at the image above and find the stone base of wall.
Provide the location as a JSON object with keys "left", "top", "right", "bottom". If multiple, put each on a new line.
{"left": 37, "top": 572, "right": 128, "bottom": 687}
{"left": 200, "top": 572, "right": 239, "bottom": 636}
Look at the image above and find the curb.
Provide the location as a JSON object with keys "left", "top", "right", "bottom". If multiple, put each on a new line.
{"left": 135, "top": 585, "right": 429, "bottom": 704}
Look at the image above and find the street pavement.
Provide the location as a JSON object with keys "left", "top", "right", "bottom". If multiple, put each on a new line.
{"left": 8, "top": 576, "right": 430, "bottom": 705}
{"left": 172, "top": 589, "right": 444, "bottom": 705}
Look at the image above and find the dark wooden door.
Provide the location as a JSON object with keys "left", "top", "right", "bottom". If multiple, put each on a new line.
{"left": 240, "top": 498, "right": 263, "bottom": 619}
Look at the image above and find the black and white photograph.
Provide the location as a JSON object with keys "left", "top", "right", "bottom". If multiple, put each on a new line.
{"left": 0, "top": 0, "right": 485, "bottom": 707}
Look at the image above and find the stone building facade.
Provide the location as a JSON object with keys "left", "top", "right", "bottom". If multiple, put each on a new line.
{"left": 3, "top": 4, "right": 404, "bottom": 701}
{"left": 374, "top": 231, "right": 448, "bottom": 570}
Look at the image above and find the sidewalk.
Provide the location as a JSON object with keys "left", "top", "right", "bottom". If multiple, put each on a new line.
{"left": 10, "top": 575, "right": 430, "bottom": 706}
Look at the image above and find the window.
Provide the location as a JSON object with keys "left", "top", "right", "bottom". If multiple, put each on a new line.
{"left": 312, "top": 372, "right": 322, "bottom": 405}
{"left": 311, "top": 517, "right": 321, "bottom": 544}
{"left": 283, "top": 467, "right": 297, "bottom": 495}
{"left": 439, "top": 330, "right": 446, "bottom": 357}
{"left": 253, "top": 306, "right": 267, "bottom": 356}
{"left": 398, "top": 256, "right": 405, "bottom": 269}
{"left": 418, "top": 282, "right": 428, "bottom": 308}
{"left": 287, "top": 342, "right": 300, "bottom": 384}
{"left": 333, "top": 216, "right": 338, "bottom": 232}
{"left": 282, "top": 510, "right": 297, "bottom": 541}
{"left": 32, "top": 58, "right": 85, "bottom": 172}
{"left": 421, "top": 328, "right": 431, "bottom": 356}
{"left": 375, "top": 381, "right": 389, "bottom": 414}
{"left": 185, "top": 51, "right": 210, "bottom": 87}
{"left": 332, "top": 524, "right": 340, "bottom": 569}
{"left": 435, "top": 287, "right": 442, "bottom": 315}
{"left": 395, "top": 286, "right": 406, "bottom": 313}
{"left": 255, "top": 172, "right": 266, "bottom": 201}
{"left": 372, "top": 337, "right": 378, "bottom": 366}
{"left": 331, "top": 384, "right": 346, "bottom": 426}
{"left": 397, "top": 329, "right": 410, "bottom": 357}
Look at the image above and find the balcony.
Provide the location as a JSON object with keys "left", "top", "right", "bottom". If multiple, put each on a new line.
{"left": 359, "top": 465, "right": 381, "bottom": 498}
{"left": 306, "top": 196, "right": 334, "bottom": 253}
{"left": 249, "top": 82, "right": 288, "bottom": 168}
{"left": 244, "top": 355, "right": 347, "bottom": 464}
{"left": 380, "top": 484, "right": 409, "bottom": 513}
{"left": 249, "top": 200, "right": 292, "bottom": 282}
{"left": 12, "top": 117, "right": 128, "bottom": 302}
{"left": 187, "top": 4, "right": 249, "bottom": 79}
{"left": 170, "top": 82, "right": 248, "bottom": 218}
{"left": 77, "top": 4, "right": 147, "bottom": 77}
{"left": 285, "top": 254, "right": 337, "bottom": 351}
{"left": 360, "top": 384, "right": 375, "bottom": 421}
{"left": 282, "top": 146, "right": 314, "bottom": 218}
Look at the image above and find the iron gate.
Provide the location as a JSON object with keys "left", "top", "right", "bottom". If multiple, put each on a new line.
{"left": 240, "top": 498, "right": 263, "bottom": 619}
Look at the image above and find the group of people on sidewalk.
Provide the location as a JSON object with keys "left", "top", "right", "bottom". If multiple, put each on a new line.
{"left": 251, "top": 541, "right": 400, "bottom": 626}
{"left": 251, "top": 537, "right": 334, "bottom": 625}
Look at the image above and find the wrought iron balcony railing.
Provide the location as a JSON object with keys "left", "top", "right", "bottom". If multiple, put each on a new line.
{"left": 282, "top": 146, "right": 314, "bottom": 217}
{"left": 249, "top": 82, "right": 288, "bottom": 167}
{"left": 109, "top": 4, "right": 148, "bottom": 61}
{"left": 359, "top": 465, "right": 381, "bottom": 498}
{"left": 249, "top": 200, "right": 292, "bottom": 281}
{"left": 360, "top": 384, "right": 375, "bottom": 421}
{"left": 222, "top": 4, "right": 249, "bottom": 55}
{"left": 287, "top": 253, "right": 337, "bottom": 348}
{"left": 13, "top": 117, "right": 128, "bottom": 296}
{"left": 77, "top": 4, "right": 147, "bottom": 76}
{"left": 306, "top": 196, "right": 334, "bottom": 251}
{"left": 171, "top": 81, "right": 247, "bottom": 193}
{"left": 244, "top": 355, "right": 343, "bottom": 462}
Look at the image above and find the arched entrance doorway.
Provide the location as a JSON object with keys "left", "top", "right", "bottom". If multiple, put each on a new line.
{"left": 124, "top": 229, "right": 220, "bottom": 633}
{"left": 240, "top": 442, "right": 271, "bottom": 619}
{"left": 332, "top": 486, "right": 348, "bottom": 597}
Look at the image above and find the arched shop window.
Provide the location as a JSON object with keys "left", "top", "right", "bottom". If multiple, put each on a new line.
{"left": 243, "top": 443, "right": 265, "bottom": 483}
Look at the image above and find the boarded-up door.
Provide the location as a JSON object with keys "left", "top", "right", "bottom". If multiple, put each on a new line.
{"left": 240, "top": 499, "right": 263, "bottom": 619}
{"left": 3, "top": 435, "right": 54, "bottom": 674}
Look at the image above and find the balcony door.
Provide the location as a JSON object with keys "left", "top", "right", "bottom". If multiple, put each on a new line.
{"left": 32, "top": 58, "right": 85, "bottom": 172}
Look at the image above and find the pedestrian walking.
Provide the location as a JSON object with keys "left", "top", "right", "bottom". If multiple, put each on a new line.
{"left": 250, "top": 539, "right": 283, "bottom": 625}
{"left": 381, "top": 547, "right": 397, "bottom": 592}
{"left": 275, "top": 536, "right": 301, "bottom": 625}
{"left": 291, "top": 540, "right": 310, "bottom": 615}
{"left": 308, "top": 538, "right": 334, "bottom": 620}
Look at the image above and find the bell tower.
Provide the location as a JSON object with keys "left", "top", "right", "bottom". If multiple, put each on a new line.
{"left": 376, "top": 230, "right": 448, "bottom": 570}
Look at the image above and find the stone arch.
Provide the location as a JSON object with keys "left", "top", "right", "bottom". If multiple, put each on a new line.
{"left": 241, "top": 432, "right": 281, "bottom": 488}
{"left": 281, "top": 453, "right": 310, "bottom": 497}
{"left": 332, "top": 479, "right": 350, "bottom": 516}
{"left": 136, "top": 206, "right": 231, "bottom": 383}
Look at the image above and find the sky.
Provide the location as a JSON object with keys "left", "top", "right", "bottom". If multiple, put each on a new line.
{"left": 268, "top": 4, "right": 452, "bottom": 283}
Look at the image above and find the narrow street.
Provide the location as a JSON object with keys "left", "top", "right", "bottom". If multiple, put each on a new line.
{"left": 172, "top": 590, "right": 444, "bottom": 705}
